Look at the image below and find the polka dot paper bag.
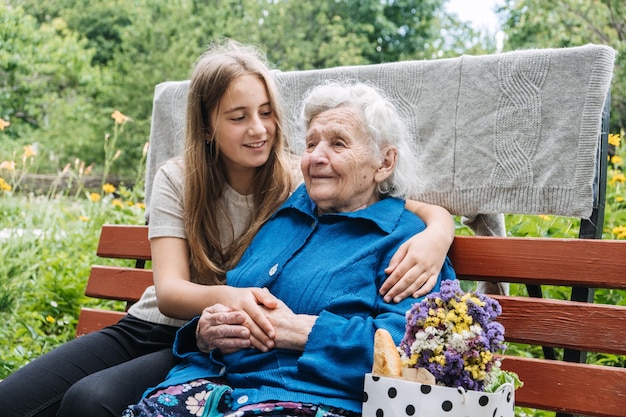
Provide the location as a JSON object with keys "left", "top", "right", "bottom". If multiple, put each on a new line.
{"left": 362, "top": 373, "right": 514, "bottom": 417}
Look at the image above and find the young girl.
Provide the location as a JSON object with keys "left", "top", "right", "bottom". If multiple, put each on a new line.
{"left": 0, "top": 39, "right": 453, "bottom": 417}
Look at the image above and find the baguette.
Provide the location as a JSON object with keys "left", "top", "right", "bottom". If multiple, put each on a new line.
{"left": 372, "top": 328, "right": 402, "bottom": 377}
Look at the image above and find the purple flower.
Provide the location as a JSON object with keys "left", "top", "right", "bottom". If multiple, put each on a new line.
{"left": 398, "top": 280, "right": 508, "bottom": 391}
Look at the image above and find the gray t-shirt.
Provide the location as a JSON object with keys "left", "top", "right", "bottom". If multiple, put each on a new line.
{"left": 128, "top": 157, "right": 253, "bottom": 327}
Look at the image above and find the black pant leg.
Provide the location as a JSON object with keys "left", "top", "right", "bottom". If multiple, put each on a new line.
{"left": 0, "top": 315, "right": 178, "bottom": 417}
{"left": 59, "top": 348, "right": 179, "bottom": 417}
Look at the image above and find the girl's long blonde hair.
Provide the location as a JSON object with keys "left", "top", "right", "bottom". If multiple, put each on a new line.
{"left": 184, "top": 40, "right": 292, "bottom": 285}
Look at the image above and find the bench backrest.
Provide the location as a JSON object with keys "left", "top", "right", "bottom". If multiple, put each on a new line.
{"left": 146, "top": 45, "right": 615, "bottom": 225}
{"left": 78, "top": 224, "right": 626, "bottom": 417}
{"left": 76, "top": 225, "right": 151, "bottom": 335}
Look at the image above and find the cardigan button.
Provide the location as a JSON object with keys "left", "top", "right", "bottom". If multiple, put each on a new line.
{"left": 269, "top": 264, "right": 278, "bottom": 276}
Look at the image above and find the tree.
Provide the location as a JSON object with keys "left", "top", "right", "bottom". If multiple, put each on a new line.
{"left": 0, "top": 4, "right": 104, "bottom": 171}
{"left": 2, "top": 0, "right": 494, "bottom": 179}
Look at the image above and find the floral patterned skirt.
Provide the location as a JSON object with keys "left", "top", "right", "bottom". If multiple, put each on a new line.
{"left": 122, "top": 378, "right": 359, "bottom": 417}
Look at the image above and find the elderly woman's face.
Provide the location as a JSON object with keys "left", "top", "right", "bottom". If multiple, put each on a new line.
{"left": 301, "top": 106, "right": 387, "bottom": 214}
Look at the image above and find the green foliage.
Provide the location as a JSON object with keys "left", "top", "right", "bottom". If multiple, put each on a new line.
{"left": 2, "top": 0, "right": 494, "bottom": 180}
{"left": 0, "top": 3, "right": 107, "bottom": 173}
{"left": 0, "top": 191, "right": 144, "bottom": 378}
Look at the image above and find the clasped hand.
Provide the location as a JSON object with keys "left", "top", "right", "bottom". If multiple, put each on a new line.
{"left": 195, "top": 287, "right": 318, "bottom": 354}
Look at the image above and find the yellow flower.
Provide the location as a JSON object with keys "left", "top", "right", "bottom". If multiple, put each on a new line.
{"left": 90, "top": 193, "right": 101, "bottom": 202}
{"left": 0, "top": 118, "right": 10, "bottom": 130}
{"left": 538, "top": 214, "right": 551, "bottom": 221}
{"left": 79, "top": 216, "right": 90, "bottom": 222}
{"left": 0, "top": 160, "right": 16, "bottom": 171}
{"left": 608, "top": 133, "right": 621, "bottom": 147}
{"left": 612, "top": 226, "right": 626, "bottom": 239}
{"left": 430, "top": 353, "right": 446, "bottom": 366}
{"left": 46, "top": 315, "right": 55, "bottom": 324}
{"left": 611, "top": 155, "right": 623, "bottom": 166}
{"left": 23, "top": 144, "right": 37, "bottom": 158}
{"left": 609, "top": 172, "right": 626, "bottom": 186}
{"left": 102, "top": 183, "right": 116, "bottom": 194}
{"left": 0, "top": 177, "right": 12, "bottom": 192}
{"left": 616, "top": 196, "right": 624, "bottom": 203}
{"left": 111, "top": 110, "right": 131, "bottom": 124}
{"left": 112, "top": 199, "right": 123, "bottom": 208}
{"left": 135, "top": 202, "right": 146, "bottom": 209}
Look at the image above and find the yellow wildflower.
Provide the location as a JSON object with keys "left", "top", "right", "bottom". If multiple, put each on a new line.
{"left": 79, "top": 216, "right": 90, "bottom": 222}
{"left": 612, "top": 226, "right": 626, "bottom": 239}
{"left": 112, "top": 199, "right": 124, "bottom": 208}
{"left": 111, "top": 110, "right": 131, "bottom": 124}
{"left": 609, "top": 172, "right": 626, "bottom": 186}
{"left": 0, "top": 160, "right": 16, "bottom": 171}
{"left": 102, "top": 183, "right": 116, "bottom": 194}
{"left": 90, "top": 193, "right": 101, "bottom": 202}
{"left": 538, "top": 214, "right": 551, "bottom": 221}
{"left": 0, "top": 118, "right": 10, "bottom": 130}
{"left": 46, "top": 315, "right": 55, "bottom": 324}
{"left": 608, "top": 133, "right": 621, "bottom": 147}
{"left": 616, "top": 196, "right": 624, "bottom": 203}
{"left": 135, "top": 202, "right": 146, "bottom": 210}
{"left": 0, "top": 177, "right": 12, "bottom": 192}
{"left": 611, "top": 155, "right": 623, "bottom": 166}
{"left": 23, "top": 144, "right": 37, "bottom": 158}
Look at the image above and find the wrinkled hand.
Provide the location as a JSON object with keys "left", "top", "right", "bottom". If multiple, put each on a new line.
{"left": 380, "top": 229, "right": 450, "bottom": 303}
{"left": 196, "top": 287, "right": 279, "bottom": 353}
{"left": 196, "top": 304, "right": 251, "bottom": 354}
{"left": 262, "top": 299, "right": 317, "bottom": 351}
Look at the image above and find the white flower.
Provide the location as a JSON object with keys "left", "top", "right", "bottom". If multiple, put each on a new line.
{"left": 186, "top": 390, "right": 210, "bottom": 416}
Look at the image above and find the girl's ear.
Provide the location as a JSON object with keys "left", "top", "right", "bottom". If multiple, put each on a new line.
{"left": 374, "top": 146, "right": 397, "bottom": 183}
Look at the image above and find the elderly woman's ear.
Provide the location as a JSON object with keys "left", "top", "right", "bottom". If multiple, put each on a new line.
{"left": 374, "top": 145, "right": 398, "bottom": 183}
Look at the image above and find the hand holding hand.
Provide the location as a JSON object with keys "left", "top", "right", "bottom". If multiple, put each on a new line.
{"left": 196, "top": 287, "right": 279, "bottom": 352}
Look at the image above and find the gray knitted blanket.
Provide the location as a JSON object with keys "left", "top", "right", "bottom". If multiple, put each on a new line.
{"left": 145, "top": 44, "right": 615, "bottom": 224}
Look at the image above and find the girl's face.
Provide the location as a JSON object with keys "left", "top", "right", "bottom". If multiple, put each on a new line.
{"left": 211, "top": 74, "right": 276, "bottom": 193}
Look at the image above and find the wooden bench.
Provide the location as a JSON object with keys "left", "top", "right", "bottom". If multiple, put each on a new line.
{"left": 76, "top": 224, "right": 152, "bottom": 336}
{"left": 78, "top": 223, "right": 626, "bottom": 417}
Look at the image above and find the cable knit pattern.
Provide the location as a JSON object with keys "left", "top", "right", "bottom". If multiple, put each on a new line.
{"left": 492, "top": 51, "right": 550, "bottom": 187}
{"left": 144, "top": 45, "right": 615, "bottom": 228}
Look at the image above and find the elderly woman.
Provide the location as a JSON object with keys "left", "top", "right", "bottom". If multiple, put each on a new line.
{"left": 123, "top": 82, "right": 456, "bottom": 417}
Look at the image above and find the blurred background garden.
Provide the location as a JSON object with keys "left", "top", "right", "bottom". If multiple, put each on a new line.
{"left": 1, "top": 1, "right": 625, "bottom": 415}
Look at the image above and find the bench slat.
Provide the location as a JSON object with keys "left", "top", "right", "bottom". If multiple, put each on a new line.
{"left": 76, "top": 308, "right": 126, "bottom": 337}
{"left": 495, "top": 295, "right": 626, "bottom": 355}
{"left": 97, "top": 224, "right": 151, "bottom": 259}
{"left": 86, "top": 266, "right": 153, "bottom": 303}
{"left": 450, "top": 235, "right": 626, "bottom": 289}
{"left": 502, "top": 356, "right": 626, "bottom": 417}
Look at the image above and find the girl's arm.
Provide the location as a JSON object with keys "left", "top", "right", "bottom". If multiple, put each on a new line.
{"left": 151, "top": 236, "right": 277, "bottom": 350}
{"left": 380, "top": 200, "right": 454, "bottom": 303}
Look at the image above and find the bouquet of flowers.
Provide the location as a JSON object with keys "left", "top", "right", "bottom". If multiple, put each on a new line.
{"left": 398, "top": 279, "right": 521, "bottom": 392}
